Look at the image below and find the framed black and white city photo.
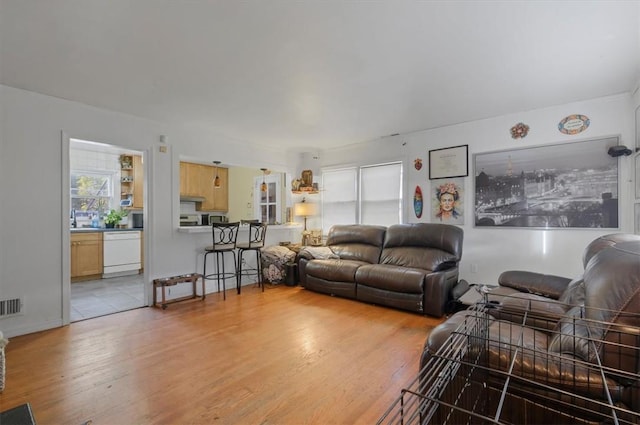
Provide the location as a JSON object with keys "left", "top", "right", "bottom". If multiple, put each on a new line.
{"left": 474, "top": 136, "right": 620, "bottom": 229}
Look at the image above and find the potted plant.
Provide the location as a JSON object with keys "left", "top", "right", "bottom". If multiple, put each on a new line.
{"left": 104, "top": 209, "right": 127, "bottom": 228}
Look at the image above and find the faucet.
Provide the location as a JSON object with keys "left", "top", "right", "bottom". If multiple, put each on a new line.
{"left": 71, "top": 209, "right": 77, "bottom": 228}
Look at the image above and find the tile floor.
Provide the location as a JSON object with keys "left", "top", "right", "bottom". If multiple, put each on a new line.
{"left": 70, "top": 274, "right": 146, "bottom": 322}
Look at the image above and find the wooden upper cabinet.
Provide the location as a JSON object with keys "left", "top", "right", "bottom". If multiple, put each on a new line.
{"left": 212, "top": 167, "right": 229, "bottom": 212}
{"left": 179, "top": 161, "right": 228, "bottom": 212}
{"left": 198, "top": 164, "right": 216, "bottom": 211}
{"left": 132, "top": 155, "right": 143, "bottom": 209}
{"left": 180, "top": 162, "right": 195, "bottom": 196}
{"left": 180, "top": 162, "right": 197, "bottom": 197}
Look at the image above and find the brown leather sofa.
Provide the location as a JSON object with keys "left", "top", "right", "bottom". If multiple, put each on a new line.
{"left": 421, "top": 233, "right": 640, "bottom": 423}
{"left": 298, "top": 223, "right": 463, "bottom": 317}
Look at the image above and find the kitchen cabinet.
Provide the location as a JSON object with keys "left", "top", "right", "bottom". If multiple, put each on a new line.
{"left": 198, "top": 165, "right": 229, "bottom": 211}
{"left": 71, "top": 232, "right": 103, "bottom": 282}
{"left": 132, "top": 155, "right": 143, "bottom": 209}
{"left": 120, "top": 154, "right": 143, "bottom": 209}
{"left": 180, "top": 162, "right": 198, "bottom": 197}
{"left": 212, "top": 167, "right": 229, "bottom": 211}
{"left": 180, "top": 161, "right": 228, "bottom": 212}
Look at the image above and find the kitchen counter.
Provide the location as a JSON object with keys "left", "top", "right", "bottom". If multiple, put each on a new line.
{"left": 177, "top": 223, "right": 301, "bottom": 233}
{"left": 71, "top": 227, "right": 143, "bottom": 232}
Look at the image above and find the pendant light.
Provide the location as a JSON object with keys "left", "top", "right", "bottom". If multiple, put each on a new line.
{"left": 260, "top": 168, "right": 268, "bottom": 192}
{"left": 213, "top": 161, "right": 221, "bottom": 188}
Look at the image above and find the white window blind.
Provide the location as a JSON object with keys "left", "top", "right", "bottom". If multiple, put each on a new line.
{"left": 360, "top": 162, "right": 402, "bottom": 226}
{"left": 321, "top": 168, "right": 357, "bottom": 232}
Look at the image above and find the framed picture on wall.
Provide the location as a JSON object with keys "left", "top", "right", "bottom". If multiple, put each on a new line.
{"left": 430, "top": 178, "right": 465, "bottom": 225}
{"left": 428, "top": 145, "right": 468, "bottom": 179}
{"left": 474, "top": 136, "right": 620, "bottom": 229}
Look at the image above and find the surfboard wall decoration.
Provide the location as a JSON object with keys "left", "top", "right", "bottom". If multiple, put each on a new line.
{"left": 414, "top": 185, "right": 423, "bottom": 218}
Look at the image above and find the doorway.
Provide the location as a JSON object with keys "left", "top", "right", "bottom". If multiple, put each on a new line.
{"left": 69, "top": 138, "right": 147, "bottom": 321}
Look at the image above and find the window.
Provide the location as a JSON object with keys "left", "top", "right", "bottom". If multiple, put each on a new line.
{"left": 322, "top": 162, "right": 402, "bottom": 231}
{"left": 254, "top": 174, "right": 281, "bottom": 224}
{"left": 360, "top": 162, "right": 403, "bottom": 226}
{"left": 70, "top": 170, "right": 114, "bottom": 224}
{"left": 322, "top": 168, "right": 357, "bottom": 231}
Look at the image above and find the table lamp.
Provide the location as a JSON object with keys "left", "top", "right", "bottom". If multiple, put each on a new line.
{"left": 294, "top": 198, "right": 317, "bottom": 244}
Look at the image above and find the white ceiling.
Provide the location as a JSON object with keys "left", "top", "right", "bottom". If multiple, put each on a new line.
{"left": 1, "top": 1, "right": 639, "bottom": 150}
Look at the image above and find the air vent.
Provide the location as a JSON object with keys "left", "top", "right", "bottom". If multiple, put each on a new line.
{"left": 0, "top": 297, "right": 23, "bottom": 318}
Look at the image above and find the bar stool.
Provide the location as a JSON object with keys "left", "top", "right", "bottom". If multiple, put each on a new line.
{"left": 236, "top": 222, "right": 267, "bottom": 293}
{"left": 203, "top": 222, "right": 240, "bottom": 300}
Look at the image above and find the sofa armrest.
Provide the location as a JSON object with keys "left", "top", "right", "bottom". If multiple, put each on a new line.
{"left": 489, "top": 293, "right": 570, "bottom": 330}
{"left": 298, "top": 246, "right": 338, "bottom": 260}
{"left": 498, "top": 270, "right": 572, "bottom": 300}
{"left": 424, "top": 267, "right": 460, "bottom": 317}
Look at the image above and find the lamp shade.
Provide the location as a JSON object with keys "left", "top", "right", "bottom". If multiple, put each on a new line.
{"left": 294, "top": 201, "right": 317, "bottom": 217}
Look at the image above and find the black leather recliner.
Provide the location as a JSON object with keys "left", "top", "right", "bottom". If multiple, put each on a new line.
{"left": 421, "top": 233, "right": 640, "bottom": 423}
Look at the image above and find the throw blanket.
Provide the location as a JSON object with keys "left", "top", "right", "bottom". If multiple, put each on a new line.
{"left": 299, "top": 246, "right": 338, "bottom": 260}
{"left": 261, "top": 246, "right": 297, "bottom": 283}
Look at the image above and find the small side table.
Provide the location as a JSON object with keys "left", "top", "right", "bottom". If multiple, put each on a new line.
{"left": 456, "top": 284, "right": 501, "bottom": 309}
{"left": 153, "top": 273, "right": 205, "bottom": 309}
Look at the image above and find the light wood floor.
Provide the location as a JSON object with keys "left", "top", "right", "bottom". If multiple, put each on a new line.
{"left": 1, "top": 285, "right": 443, "bottom": 424}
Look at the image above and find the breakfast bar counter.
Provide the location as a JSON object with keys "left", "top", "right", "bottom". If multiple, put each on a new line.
{"left": 177, "top": 223, "right": 302, "bottom": 234}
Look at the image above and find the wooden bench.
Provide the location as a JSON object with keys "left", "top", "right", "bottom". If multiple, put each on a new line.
{"left": 153, "top": 273, "right": 205, "bottom": 309}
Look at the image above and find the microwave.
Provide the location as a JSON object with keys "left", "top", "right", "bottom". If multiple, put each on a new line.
{"left": 131, "top": 212, "right": 143, "bottom": 228}
{"left": 209, "top": 215, "right": 228, "bottom": 223}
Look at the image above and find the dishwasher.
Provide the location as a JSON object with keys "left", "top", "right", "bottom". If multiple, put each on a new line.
{"left": 103, "top": 231, "right": 141, "bottom": 277}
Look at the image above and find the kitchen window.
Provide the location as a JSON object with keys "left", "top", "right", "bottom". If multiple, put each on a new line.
{"left": 70, "top": 170, "right": 114, "bottom": 224}
{"left": 254, "top": 174, "right": 281, "bottom": 224}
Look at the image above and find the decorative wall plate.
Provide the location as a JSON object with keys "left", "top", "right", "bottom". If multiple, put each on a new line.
{"left": 510, "top": 122, "right": 530, "bottom": 139}
{"left": 414, "top": 158, "right": 423, "bottom": 171}
{"left": 414, "top": 185, "right": 423, "bottom": 218}
{"left": 558, "top": 114, "right": 590, "bottom": 135}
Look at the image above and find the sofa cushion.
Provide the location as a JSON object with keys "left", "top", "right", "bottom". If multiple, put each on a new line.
{"left": 305, "top": 259, "right": 369, "bottom": 283}
{"left": 583, "top": 241, "right": 640, "bottom": 324}
{"left": 383, "top": 223, "right": 463, "bottom": 258}
{"left": 557, "top": 277, "right": 586, "bottom": 305}
{"left": 357, "top": 285, "right": 424, "bottom": 313}
{"left": 548, "top": 306, "right": 592, "bottom": 360}
{"left": 355, "top": 264, "right": 425, "bottom": 293}
{"left": 380, "top": 247, "right": 458, "bottom": 271}
{"left": 380, "top": 223, "right": 462, "bottom": 270}
{"left": 326, "top": 224, "right": 386, "bottom": 264}
{"left": 492, "top": 292, "right": 571, "bottom": 330}
{"left": 581, "top": 233, "right": 640, "bottom": 268}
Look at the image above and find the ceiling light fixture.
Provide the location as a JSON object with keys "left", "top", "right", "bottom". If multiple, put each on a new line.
{"left": 213, "top": 161, "right": 221, "bottom": 188}
{"left": 260, "top": 168, "right": 268, "bottom": 192}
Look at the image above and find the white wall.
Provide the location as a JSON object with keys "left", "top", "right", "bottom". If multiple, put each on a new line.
{"left": 1, "top": 84, "right": 636, "bottom": 338}
{"left": 320, "top": 93, "right": 636, "bottom": 285}
{"left": 0, "top": 85, "right": 294, "bottom": 338}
